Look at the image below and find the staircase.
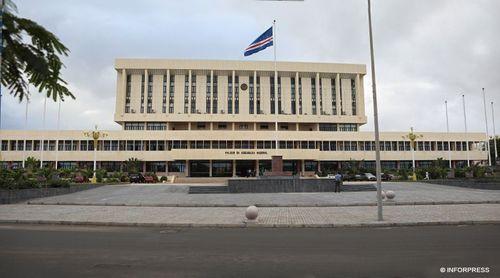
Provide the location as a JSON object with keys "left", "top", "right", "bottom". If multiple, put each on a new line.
{"left": 188, "top": 185, "right": 229, "bottom": 194}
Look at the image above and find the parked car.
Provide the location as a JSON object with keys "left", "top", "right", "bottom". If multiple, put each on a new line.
{"left": 73, "top": 175, "right": 85, "bottom": 183}
{"left": 354, "top": 174, "right": 365, "bottom": 181}
{"left": 364, "top": 173, "right": 377, "bottom": 181}
{"left": 381, "top": 173, "right": 394, "bottom": 181}
{"left": 129, "top": 173, "right": 145, "bottom": 183}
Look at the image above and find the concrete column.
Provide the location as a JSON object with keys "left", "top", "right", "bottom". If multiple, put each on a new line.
{"left": 232, "top": 70, "right": 235, "bottom": 114}
{"left": 335, "top": 73, "right": 341, "bottom": 115}
{"left": 255, "top": 160, "right": 260, "bottom": 176}
{"left": 166, "top": 69, "right": 170, "bottom": 114}
{"left": 210, "top": 70, "right": 214, "bottom": 114}
{"left": 165, "top": 161, "right": 169, "bottom": 175}
{"left": 354, "top": 74, "right": 360, "bottom": 116}
{"left": 232, "top": 160, "right": 237, "bottom": 177}
{"left": 301, "top": 159, "right": 305, "bottom": 175}
{"left": 186, "top": 160, "right": 190, "bottom": 177}
{"left": 142, "top": 161, "right": 146, "bottom": 173}
{"left": 188, "top": 70, "right": 192, "bottom": 114}
{"left": 253, "top": 71, "right": 257, "bottom": 114}
{"left": 295, "top": 72, "right": 299, "bottom": 114}
{"left": 119, "top": 69, "right": 126, "bottom": 114}
{"left": 274, "top": 70, "right": 278, "bottom": 115}
{"left": 317, "top": 161, "right": 321, "bottom": 172}
{"left": 315, "top": 72, "right": 320, "bottom": 115}
{"left": 143, "top": 69, "right": 148, "bottom": 113}
{"left": 209, "top": 160, "right": 213, "bottom": 177}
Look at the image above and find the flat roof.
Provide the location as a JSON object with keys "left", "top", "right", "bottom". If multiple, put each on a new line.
{"left": 115, "top": 58, "right": 367, "bottom": 75}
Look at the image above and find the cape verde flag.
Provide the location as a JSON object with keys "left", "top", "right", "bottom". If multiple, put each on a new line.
{"left": 244, "top": 26, "right": 273, "bottom": 56}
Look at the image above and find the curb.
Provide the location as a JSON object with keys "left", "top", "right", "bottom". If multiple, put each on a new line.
{"left": 26, "top": 200, "right": 500, "bottom": 208}
{"left": 1, "top": 219, "right": 499, "bottom": 229}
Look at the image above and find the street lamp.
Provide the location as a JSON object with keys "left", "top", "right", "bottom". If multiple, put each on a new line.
{"left": 84, "top": 125, "right": 107, "bottom": 183}
{"left": 403, "top": 127, "right": 423, "bottom": 181}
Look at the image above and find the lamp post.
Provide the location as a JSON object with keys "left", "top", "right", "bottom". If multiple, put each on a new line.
{"left": 403, "top": 127, "right": 423, "bottom": 181}
{"left": 445, "top": 100, "right": 452, "bottom": 168}
{"left": 492, "top": 101, "right": 498, "bottom": 162}
{"left": 367, "top": 0, "right": 383, "bottom": 221}
{"left": 84, "top": 125, "right": 107, "bottom": 183}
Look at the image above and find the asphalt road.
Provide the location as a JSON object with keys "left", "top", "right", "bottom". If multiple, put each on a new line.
{"left": 0, "top": 224, "right": 499, "bottom": 278}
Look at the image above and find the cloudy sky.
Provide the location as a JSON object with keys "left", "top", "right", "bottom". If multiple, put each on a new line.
{"left": 2, "top": 0, "right": 499, "bottom": 135}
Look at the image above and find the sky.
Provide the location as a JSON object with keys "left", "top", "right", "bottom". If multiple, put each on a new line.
{"left": 2, "top": 0, "right": 500, "bottom": 135}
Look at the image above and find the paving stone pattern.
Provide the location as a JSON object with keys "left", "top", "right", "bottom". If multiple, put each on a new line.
{"left": 26, "top": 182, "right": 500, "bottom": 207}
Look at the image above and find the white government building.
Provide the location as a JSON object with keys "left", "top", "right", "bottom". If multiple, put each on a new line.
{"left": 0, "top": 59, "right": 488, "bottom": 177}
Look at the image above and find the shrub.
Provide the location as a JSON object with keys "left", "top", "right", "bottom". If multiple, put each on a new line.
{"left": 46, "top": 179, "right": 70, "bottom": 188}
{"left": 471, "top": 165, "right": 486, "bottom": 178}
{"left": 398, "top": 169, "right": 409, "bottom": 180}
{"left": 95, "top": 169, "right": 107, "bottom": 183}
{"left": 107, "top": 177, "right": 120, "bottom": 183}
{"left": 455, "top": 168, "right": 466, "bottom": 178}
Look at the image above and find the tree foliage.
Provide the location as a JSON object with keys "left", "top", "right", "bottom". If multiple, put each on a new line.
{"left": 1, "top": 1, "right": 74, "bottom": 102}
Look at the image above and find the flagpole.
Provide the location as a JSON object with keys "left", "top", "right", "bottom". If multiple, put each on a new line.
{"left": 462, "top": 94, "right": 470, "bottom": 167}
{"left": 273, "top": 20, "right": 278, "bottom": 153}
{"left": 40, "top": 94, "right": 47, "bottom": 168}
{"left": 492, "top": 101, "right": 498, "bottom": 162}
{"left": 55, "top": 98, "right": 61, "bottom": 169}
{"left": 367, "top": 0, "right": 383, "bottom": 221}
{"left": 22, "top": 98, "right": 29, "bottom": 168}
{"left": 445, "top": 100, "right": 452, "bottom": 168}
{"left": 482, "top": 88, "right": 491, "bottom": 166}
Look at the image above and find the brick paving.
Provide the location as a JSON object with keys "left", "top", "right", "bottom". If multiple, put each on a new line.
{"left": 0, "top": 203, "right": 499, "bottom": 227}
{"left": 26, "top": 182, "right": 500, "bottom": 207}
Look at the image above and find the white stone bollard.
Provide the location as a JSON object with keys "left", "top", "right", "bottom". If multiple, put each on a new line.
{"left": 245, "top": 205, "right": 259, "bottom": 221}
{"left": 381, "top": 190, "right": 386, "bottom": 199}
{"left": 386, "top": 190, "right": 395, "bottom": 200}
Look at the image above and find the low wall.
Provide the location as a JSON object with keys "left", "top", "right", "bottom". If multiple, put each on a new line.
{"left": 228, "top": 178, "right": 336, "bottom": 193}
{"left": 0, "top": 184, "right": 102, "bottom": 204}
{"left": 424, "top": 179, "right": 500, "bottom": 190}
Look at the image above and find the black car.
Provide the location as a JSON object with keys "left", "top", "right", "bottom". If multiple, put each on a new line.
{"left": 129, "top": 173, "right": 145, "bottom": 183}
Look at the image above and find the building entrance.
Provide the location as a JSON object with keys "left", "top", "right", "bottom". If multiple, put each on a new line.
{"left": 235, "top": 160, "right": 256, "bottom": 177}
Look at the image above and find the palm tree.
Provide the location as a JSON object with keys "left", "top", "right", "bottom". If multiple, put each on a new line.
{"left": 1, "top": 0, "right": 74, "bottom": 102}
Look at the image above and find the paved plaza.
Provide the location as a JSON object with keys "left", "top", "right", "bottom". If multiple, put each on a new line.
{"left": 26, "top": 182, "right": 500, "bottom": 207}
{"left": 0, "top": 181, "right": 499, "bottom": 227}
{"left": 0, "top": 203, "right": 499, "bottom": 227}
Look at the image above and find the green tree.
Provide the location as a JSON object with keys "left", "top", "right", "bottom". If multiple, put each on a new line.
{"left": 24, "top": 156, "right": 39, "bottom": 170}
{"left": 123, "top": 158, "right": 142, "bottom": 174}
{"left": 1, "top": 1, "right": 74, "bottom": 101}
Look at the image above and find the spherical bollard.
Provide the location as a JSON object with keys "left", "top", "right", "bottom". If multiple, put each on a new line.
{"left": 245, "top": 205, "right": 259, "bottom": 220}
{"left": 381, "top": 190, "right": 386, "bottom": 199}
{"left": 386, "top": 190, "right": 395, "bottom": 200}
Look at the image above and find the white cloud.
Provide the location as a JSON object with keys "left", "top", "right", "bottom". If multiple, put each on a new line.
{"left": 1, "top": 0, "right": 499, "bottom": 135}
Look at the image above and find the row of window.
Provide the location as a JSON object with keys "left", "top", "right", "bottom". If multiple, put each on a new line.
{"left": 2, "top": 140, "right": 485, "bottom": 152}
{"left": 122, "top": 122, "right": 359, "bottom": 131}
{"left": 124, "top": 73, "right": 357, "bottom": 116}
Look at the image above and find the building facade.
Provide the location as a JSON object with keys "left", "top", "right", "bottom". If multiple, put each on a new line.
{"left": 0, "top": 59, "right": 488, "bottom": 177}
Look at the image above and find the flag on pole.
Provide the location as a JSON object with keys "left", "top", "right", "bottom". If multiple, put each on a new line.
{"left": 244, "top": 26, "right": 273, "bottom": 57}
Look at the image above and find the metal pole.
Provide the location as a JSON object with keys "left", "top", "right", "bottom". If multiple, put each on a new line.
{"left": 273, "top": 20, "right": 278, "bottom": 152}
{"left": 0, "top": 0, "right": 4, "bottom": 131}
{"left": 93, "top": 138, "right": 97, "bottom": 181}
{"left": 492, "top": 101, "right": 498, "bottom": 161}
{"left": 445, "top": 100, "right": 452, "bottom": 168}
{"left": 55, "top": 98, "right": 61, "bottom": 169}
{"left": 482, "top": 88, "right": 491, "bottom": 166}
{"left": 22, "top": 99, "right": 29, "bottom": 168}
{"left": 367, "top": 0, "right": 383, "bottom": 221}
{"left": 40, "top": 96, "right": 47, "bottom": 168}
{"left": 462, "top": 94, "right": 470, "bottom": 167}
{"left": 411, "top": 139, "right": 415, "bottom": 174}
